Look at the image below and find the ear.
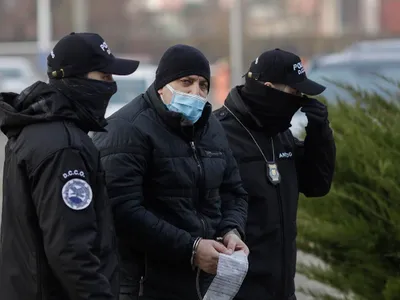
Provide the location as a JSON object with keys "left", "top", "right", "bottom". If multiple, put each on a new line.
{"left": 264, "top": 82, "right": 274, "bottom": 88}
{"left": 157, "top": 88, "right": 163, "bottom": 96}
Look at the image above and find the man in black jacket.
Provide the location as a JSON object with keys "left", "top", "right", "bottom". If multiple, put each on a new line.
{"left": 92, "top": 44, "right": 249, "bottom": 300}
{"left": 0, "top": 32, "right": 139, "bottom": 300}
{"left": 214, "top": 49, "right": 336, "bottom": 300}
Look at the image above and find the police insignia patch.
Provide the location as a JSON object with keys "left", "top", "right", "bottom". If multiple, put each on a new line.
{"left": 61, "top": 178, "right": 93, "bottom": 210}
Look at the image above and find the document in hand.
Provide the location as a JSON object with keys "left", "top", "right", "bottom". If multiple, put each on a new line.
{"left": 203, "top": 250, "right": 249, "bottom": 300}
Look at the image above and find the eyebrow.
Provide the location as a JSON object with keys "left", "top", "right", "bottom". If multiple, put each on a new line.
{"left": 183, "top": 76, "right": 208, "bottom": 86}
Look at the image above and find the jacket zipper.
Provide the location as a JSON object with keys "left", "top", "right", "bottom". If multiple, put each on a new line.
{"left": 190, "top": 141, "right": 207, "bottom": 237}
{"left": 141, "top": 141, "right": 206, "bottom": 297}
{"left": 276, "top": 186, "right": 286, "bottom": 296}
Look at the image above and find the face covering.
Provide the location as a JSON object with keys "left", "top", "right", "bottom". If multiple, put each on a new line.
{"left": 241, "top": 79, "right": 303, "bottom": 136}
{"left": 162, "top": 84, "right": 207, "bottom": 124}
{"left": 51, "top": 77, "right": 117, "bottom": 129}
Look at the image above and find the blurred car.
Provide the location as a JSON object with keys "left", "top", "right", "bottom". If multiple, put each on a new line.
{"left": 343, "top": 38, "right": 400, "bottom": 53}
{"left": 0, "top": 56, "right": 38, "bottom": 93}
{"left": 306, "top": 51, "right": 400, "bottom": 102}
{"left": 290, "top": 111, "right": 308, "bottom": 138}
{"left": 106, "top": 64, "right": 157, "bottom": 118}
{"left": 290, "top": 51, "right": 400, "bottom": 137}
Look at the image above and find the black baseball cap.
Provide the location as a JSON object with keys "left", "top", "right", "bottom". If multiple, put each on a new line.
{"left": 246, "top": 48, "right": 325, "bottom": 96}
{"left": 47, "top": 32, "right": 140, "bottom": 79}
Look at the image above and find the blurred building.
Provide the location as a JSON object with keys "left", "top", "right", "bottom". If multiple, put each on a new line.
{"left": 1, "top": 0, "right": 400, "bottom": 66}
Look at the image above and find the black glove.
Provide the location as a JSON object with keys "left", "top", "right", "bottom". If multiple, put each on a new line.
{"left": 300, "top": 97, "right": 328, "bottom": 126}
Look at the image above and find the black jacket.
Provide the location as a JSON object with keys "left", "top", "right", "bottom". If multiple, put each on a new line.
{"left": 0, "top": 82, "right": 119, "bottom": 300}
{"left": 92, "top": 84, "right": 248, "bottom": 300}
{"left": 214, "top": 87, "right": 336, "bottom": 300}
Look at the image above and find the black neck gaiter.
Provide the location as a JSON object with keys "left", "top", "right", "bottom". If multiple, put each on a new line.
{"left": 50, "top": 77, "right": 117, "bottom": 132}
{"left": 241, "top": 79, "right": 303, "bottom": 136}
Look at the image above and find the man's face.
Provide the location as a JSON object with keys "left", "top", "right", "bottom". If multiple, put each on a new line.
{"left": 265, "top": 82, "right": 301, "bottom": 96}
{"left": 87, "top": 71, "right": 114, "bottom": 82}
{"left": 158, "top": 75, "right": 209, "bottom": 104}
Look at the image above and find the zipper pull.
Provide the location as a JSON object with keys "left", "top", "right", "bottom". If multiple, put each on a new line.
{"left": 190, "top": 141, "right": 196, "bottom": 152}
{"left": 139, "top": 276, "right": 144, "bottom": 296}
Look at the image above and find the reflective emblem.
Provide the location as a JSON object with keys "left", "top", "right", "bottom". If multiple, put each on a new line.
{"left": 61, "top": 178, "right": 93, "bottom": 210}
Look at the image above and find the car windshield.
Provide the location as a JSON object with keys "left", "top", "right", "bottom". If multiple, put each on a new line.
{"left": 308, "top": 62, "right": 400, "bottom": 102}
{"left": 109, "top": 78, "right": 148, "bottom": 105}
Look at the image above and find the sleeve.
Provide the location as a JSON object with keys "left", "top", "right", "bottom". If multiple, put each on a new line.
{"left": 294, "top": 124, "right": 336, "bottom": 197}
{"left": 30, "top": 148, "right": 114, "bottom": 300}
{"left": 97, "top": 123, "right": 195, "bottom": 264}
{"left": 217, "top": 147, "right": 248, "bottom": 240}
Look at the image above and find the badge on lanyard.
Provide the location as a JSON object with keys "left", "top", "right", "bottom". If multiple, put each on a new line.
{"left": 266, "top": 161, "right": 280, "bottom": 185}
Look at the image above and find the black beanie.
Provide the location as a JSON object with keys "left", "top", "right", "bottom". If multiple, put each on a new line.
{"left": 154, "top": 44, "right": 211, "bottom": 91}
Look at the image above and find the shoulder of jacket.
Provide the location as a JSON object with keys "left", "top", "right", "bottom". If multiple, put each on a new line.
{"left": 276, "top": 129, "right": 298, "bottom": 148}
{"left": 213, "top": 106, "right": 230, "bottom": 122}
{"left": 107, "top": 94, "right": 152, "bottom": 127}
{"left": 17, "top": 122, "right": 91, "bottom": 175}
{"left": 281, "top": 129, "right": 295, "bottom": 140}
{"left": 19, "top": 121, "right": 71, "bottom": 151}
{"left": 92, "top": 97, "right": 151, "bottom": 150}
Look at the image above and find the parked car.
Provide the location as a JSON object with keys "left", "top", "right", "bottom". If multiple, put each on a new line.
{"left": 290, "top": 111, "right": 307, "bottom": 138}
{"left": 290, "top": 51, "right": 400, "bottom": 137}
{"left": 0, "top": 56, "right": 39, "bottom": 93}
{"left": 106, "top": 64, "right": 157, "bottom": 118}
{"left": 306, "top": 51, "right": 400, "bottom": 102}
{"left": 343, "top": 38, "right": 400, "bottom": 53}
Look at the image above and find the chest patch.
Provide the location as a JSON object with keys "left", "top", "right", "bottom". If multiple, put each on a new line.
{"left": 61, "top": 178, "right": 93, "bottom": 210}
{"left": 278, "top": 151, "right": 293, "bottom": 159}
{"left": 62, "top": 169, "right": 86, "bottom": 179}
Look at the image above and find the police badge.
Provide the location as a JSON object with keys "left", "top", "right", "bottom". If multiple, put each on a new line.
{"left": 61, "top": 178, "right": 93, "bottom": 210}
{"left": 266, "top": 162, "right": 281, "bottom": 185}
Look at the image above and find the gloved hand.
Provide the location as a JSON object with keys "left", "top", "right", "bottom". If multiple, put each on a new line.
{"left": 300, "top": 97, "right": 328, "bottom": 126}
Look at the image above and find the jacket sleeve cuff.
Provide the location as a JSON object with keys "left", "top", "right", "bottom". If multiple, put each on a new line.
{"left": 305, "top": 121, "right": 334, "bottom": 143}
{"left": 220, "top": 227, "right": 244, "bottom": 241}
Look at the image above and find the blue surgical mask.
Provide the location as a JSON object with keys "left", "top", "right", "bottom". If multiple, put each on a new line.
{"left": 163, "top": 84, "right": 207, "bottom": 123}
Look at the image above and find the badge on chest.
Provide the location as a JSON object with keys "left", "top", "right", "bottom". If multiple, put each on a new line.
{"left": 266, "top": 162, "right": 281, "bottom": 185}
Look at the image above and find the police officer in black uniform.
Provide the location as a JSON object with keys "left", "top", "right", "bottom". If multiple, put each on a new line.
{"left": 0, "top": 32, "right": 139, "bottom": 300}
{"left": 215, "top": 49, "right": 336, "bottom": 300}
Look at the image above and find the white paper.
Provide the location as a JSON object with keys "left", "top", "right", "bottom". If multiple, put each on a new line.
{"left": 203, "top": 250, "right": 249, "bottom": 300}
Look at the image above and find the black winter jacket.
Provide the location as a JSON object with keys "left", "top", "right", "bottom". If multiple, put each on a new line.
{"left": 0, "top": 82, "right": 119, "bottom": 300}
{"left": 214, "top": 87, "right": 336, "bottom": 300}
{"left": 92, "top": 84, "right": 248, "bottom": 300}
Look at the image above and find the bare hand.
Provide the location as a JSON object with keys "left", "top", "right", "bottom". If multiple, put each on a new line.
{"left": 223, "top": 233, "right": 250, "bottom": 255}
{"left": 194, "top": 239, "right": 230, "bottom": 274}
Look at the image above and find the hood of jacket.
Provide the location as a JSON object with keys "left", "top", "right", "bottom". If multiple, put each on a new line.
{"left": 0, "top": 81, "right": 100, "bottom": 138}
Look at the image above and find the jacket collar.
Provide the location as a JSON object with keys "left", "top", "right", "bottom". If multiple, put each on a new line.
{"left": 224, "top": 86, "right": 264, "bottom": 130}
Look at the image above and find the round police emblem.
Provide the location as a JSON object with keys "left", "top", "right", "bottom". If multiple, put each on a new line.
{"left": 61, "top": 178, "right": 93, "bottom": 210}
